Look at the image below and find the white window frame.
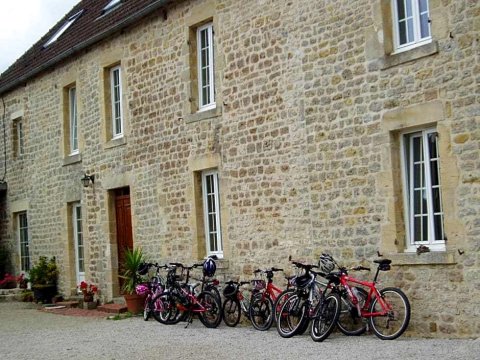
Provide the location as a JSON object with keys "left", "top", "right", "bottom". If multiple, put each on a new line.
{"left": 392, "top": 0, "right": 431, "bottom": 53}
{"left": 197, "top": 23, "right": 216, "bottom": 111}
{"left": 110, "top": 66, "right": 123, "bottom": 139}
{"left": 44, "top": 10, "right": 84, "bottom": 47}
{"left": 18, "top": 212, "right": 30, "bottom": 272}
{"left": 202, "top": 170, "right": 223, "bottom": 258}
{"left": 69, "top": 86, "right": 79, "bottom": 155}
{"left": 400, "top": 128, "right": 445, "bottom": 251}
{"left": 73, "top": 203, "right": 85, "bottom": 285}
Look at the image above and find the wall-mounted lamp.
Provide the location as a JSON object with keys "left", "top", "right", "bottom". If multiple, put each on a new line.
{"left": 81, "top": 173, "right": 95, "bottom": 188}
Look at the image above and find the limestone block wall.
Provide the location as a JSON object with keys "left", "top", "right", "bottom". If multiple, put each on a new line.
{"left": 0, "top": 0, "right": 478, "bottom": 338}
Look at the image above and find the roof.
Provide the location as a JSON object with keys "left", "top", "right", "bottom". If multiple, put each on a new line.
{"left": 0, "top": 0, "right": 174, "bottom": 96}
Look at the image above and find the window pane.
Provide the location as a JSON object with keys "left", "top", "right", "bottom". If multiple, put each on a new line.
{"left": 420, "top": 13, "right": 430, "bottom": 38}
{"left": 418, "top": 0, "right": 428, "bottom": 12}
{"left": 399, "top": 21, "right": 407, "bottom": 45}
{"left": 405, "top": 0, "right": 413, "bottom": 17}
{"left": 407, "top": 18, "right": 414, "bottom": 43}
{"left": 397, "top": 0, "right": 405, "bottom": 20}
{"left": 434, "top": 215, "right": 444, "bottom": 240}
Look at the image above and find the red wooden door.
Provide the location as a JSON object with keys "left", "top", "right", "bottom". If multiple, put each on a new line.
{"left": 115, "top": 188, "right": 133, "bottom": 292}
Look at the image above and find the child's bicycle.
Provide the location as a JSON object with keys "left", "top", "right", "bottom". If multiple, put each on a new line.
{"left": 322, "top": 254, "right": 411, "bottom": 340}
{"left": 135, "top": 262, "right": 168, "bottom": 322}
{"left": 249, "top": 267, "right": 285, "bottom": 330}
{"left": 222, "top": 280, "right": 253, "bottom": 327}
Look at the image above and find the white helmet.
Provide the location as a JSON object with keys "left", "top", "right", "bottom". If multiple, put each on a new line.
{"left": 319, "top": 253, "right": 335, "bottom": 274}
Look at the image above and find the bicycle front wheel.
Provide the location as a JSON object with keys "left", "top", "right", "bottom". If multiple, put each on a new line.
{"left": 337, "top": 287, "right": 368, "bottom": 336}
{"left": 276, "top": 294, "right": 306, "bottom": 338}
{"left": 368, "top": 287, "right": 410, "bottom": 340}
{"left": 198, "top": 291, "right": 222, "bottom": 328}
{"left": 274, "top": 289, "right": 294, "bottom": 322}
{"left": 249, "top": 293, "right": 274, "bottom": 331}
{"left": 310, "top": 292, "right": 341, "bottom": 342}
{"left": 151, "top": 293, "right": 181, "bottom": 325}
{"left": 222, "top": 297, "right": 241, "bottom": 327}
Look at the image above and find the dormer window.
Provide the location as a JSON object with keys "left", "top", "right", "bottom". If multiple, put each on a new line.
{"left": 103, "top": 0, "right": 122, "bottom": 14}
{"left": 44, "top": 10, "right": 83, "bottom": 47}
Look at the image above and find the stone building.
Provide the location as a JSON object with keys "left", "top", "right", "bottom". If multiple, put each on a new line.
{"left": 0, "top": 0, "right": 478, "bottom": 338}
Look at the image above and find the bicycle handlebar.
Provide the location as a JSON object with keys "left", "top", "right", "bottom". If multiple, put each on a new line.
{"left": 254, "top": 267, "right": 284, "bottom": 274}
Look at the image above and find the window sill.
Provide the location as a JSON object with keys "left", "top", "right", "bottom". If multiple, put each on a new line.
{"left": 63, "top": 153, "right": 82, "bottom": 166}
{"left": 105, "top": 136, "right": 127, "bottom": 149}
{"left": 386, "top": 250, "right": 456, "bottom": 266}
{"left": 185, "top": 106, "right": 222, "bottom": 124}
{"left": 381, "top": 41, "right": 438, "bottom": 70}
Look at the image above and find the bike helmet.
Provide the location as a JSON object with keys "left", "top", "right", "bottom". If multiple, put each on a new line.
{"left": 137, "top": 262, "right": 149, "bottom": 276}
{"left": 319, "top": 253, "right": 335, "bottom": 274}
{"left": 135, "top": 283, "right": 149, "bottom": 296}
{"left": 223, "top": 283, "right": 236, "bottom": 298}
{"left": 203, "top": 257, "right": 216, "bottom": 277}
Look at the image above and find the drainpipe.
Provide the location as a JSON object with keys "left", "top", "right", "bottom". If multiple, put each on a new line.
{"left": 0, "top": 96, "right": 6, "bottom": 185}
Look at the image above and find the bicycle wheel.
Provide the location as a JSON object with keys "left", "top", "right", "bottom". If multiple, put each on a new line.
{"left": 337, "top": 287, "right": 368, "bottom": 336}
{"left": 197, "top": 291, "right": 222, "bottom": 328}
{"left": 249, "top": 293, "right": 274, "bottom": 331}
{"left": 310, "top": 292, "right": 341, "bottom": 342}
{"left": 205, "top": 284, "right": 222, "bottom": 305}
{"left": 222, "top": 297, "right": 241, "bottom": 327}
{"left": 143, "top": 297, "right": 151, "bottom": 321}
{"left": 151, "top": 293, "right": 181, "bottom": 325}
{"left": 369, "top": 287, "right": 410, "bottom": 340}
{"left": 276, "top": 294, "right": 306, "bottom": 338}
{"left": 274, "top": 289, "right": 294, "bottom": 322}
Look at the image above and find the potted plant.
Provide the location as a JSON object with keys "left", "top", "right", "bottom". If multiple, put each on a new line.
{"left": 29, "top": 256, "right": 58, "bottom": 303}
{"left": 120, "top": 247, "right": 146, "bottom": 313}
{"left": 78, "top": 281, "right": 99, "bottom": 309}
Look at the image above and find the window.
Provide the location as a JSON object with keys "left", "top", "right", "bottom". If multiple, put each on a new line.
{"left": 68, "top": 86, "right": 79, "bottom": 155}
{"left": 44, "top": 10, "right": 83, "bottom": 47}
{"left": 72, "top": 203, "right": 85, "bottom": 284}
{"left": 110, "top": 65, "right": 123, "bottom": 138}
{"left": 18, "top": 212, "right": 30, "bottom": 272}
{"left": 392, "top": 0, "right": 431, "bottom": 52}
{"left": 197, "top": 23, "right": 215, "bottom": 111}
{"left": 103, "top": 0, "right": 121, "bottom": 14}
{"left": 401, "top": 128, "right": 445, "bottom": 250}
{"left": 13, "top": 118, "right": 25, "bottom": 158}
{"left": 202, "top": 170, "right": 223, "bottom": 257}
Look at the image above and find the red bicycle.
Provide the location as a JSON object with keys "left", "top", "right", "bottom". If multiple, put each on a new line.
{"left": 322, "top": 254, "right": 411, "bottom": 340}
{"left": 248, "top": 267, "right": 285, "bottom": 330}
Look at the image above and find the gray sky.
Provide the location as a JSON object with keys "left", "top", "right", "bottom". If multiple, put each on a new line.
{"left": 0, "top": 0, "right": 79, "bottom": 75}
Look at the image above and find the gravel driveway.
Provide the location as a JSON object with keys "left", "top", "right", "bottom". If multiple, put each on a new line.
{"left": 0, "top": 302, "right": 478, "bottom": 360}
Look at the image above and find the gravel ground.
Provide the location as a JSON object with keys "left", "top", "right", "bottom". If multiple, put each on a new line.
{"left": 0, "top": 302, "right": 478, "bottom": 360}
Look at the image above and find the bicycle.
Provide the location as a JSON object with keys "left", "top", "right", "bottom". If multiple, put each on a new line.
{"left": 276, "top": 258, "right": 340, "bottom": 341}
{"left": 249, "top": 267, "right": 285, "bottom": 331}
{"left": 166, "top": 261, "right": 222, "bottom": 328}
{"left": 324, "top": 254, "right": 411, "bottom": 340}
{"left": 222, "top": 280, "right": 253, "bottom": 327}
{"left": 135, "top": 262, "right": 168, "bottom": 322}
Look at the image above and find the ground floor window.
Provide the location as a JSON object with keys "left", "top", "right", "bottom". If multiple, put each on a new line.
{"left": 72, "top": 203, "right": 85, "bottom": 285}
{"left": 202, "top": 170, "right": 223, "bottom": 258}
{"left": 18, "top": 212, "right": 30, "bottom": 272}
{"left": 401, "top": 128, "right": 445, "bottom": 250}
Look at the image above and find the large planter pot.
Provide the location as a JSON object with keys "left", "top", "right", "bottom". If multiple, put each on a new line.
{"left": 32, "top": 284, "right": 57, "bottom": 304}
{"left": 124, "top": 293, "right": 145, "bottom": 314}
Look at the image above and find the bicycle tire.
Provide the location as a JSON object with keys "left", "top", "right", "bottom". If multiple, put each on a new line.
{"left": 249, "top": 293, "right": 274, "bottom": 331}
{"left": 310, "top": 292, "right": 341, "bottom": 342}
{"left": 276, "top": 294, "right": 307, "bottom": 338}
{"left": 222, "top": 297, "right": 241, "bottom": 327}
{"left": 274, "top": 289, "right": 294, "bottom": 322}
{"left": 337, "top": 286, "right": 368, "bottom": 336}
{"left": 205, "top": 284, "right": 222, "bottom": 305}
{"left": 197, "top": 291, "right": 222, "bottom": 328}
{"left": 143, "top": 297, "right": 151, "bottom": 321}
{"left": 151, "top": 293, "right": 181, "bottom": 325}
{"left": 369, "top": 287, "right": 410, "bottom": 340}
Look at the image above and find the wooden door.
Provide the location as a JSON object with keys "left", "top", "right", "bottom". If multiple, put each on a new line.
{"left": 115, "top": 188, "right": 133, "bottom": 292}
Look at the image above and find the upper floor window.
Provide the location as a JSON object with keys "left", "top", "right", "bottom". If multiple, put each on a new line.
{"left": 69, "top": 86, "right": 79, "bottom": 155}
{"left": 392, "top": 0, "right": 431, "bottom": 52}
{"left": 44, "top": 10, "right": 83, "bottom": 47}
{"left": 13, "top": 118, "right": 25, "bottom": 158}
{"left": 401, "top": 128, "right": 445, "bottom": 251}
{"left": 110, "top": 65, "right": 123, "bottom": 138}
{"left": 197, "top": 23, "right": 215, "bottom": 111}
{"left": 103, "top": 0, "right": 121, "bottom": 14}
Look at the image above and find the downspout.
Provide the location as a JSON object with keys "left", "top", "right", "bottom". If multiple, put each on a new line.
{"left": 0, "top": 96, "right": 6, "bottom": 184}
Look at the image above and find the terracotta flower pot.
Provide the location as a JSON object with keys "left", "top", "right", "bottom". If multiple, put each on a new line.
{"left": 124, "top": 293, "right": 145, "bottom": 314}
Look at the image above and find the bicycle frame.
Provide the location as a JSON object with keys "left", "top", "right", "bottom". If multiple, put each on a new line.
{"left": 340, "top": 274, "right": 391, "bottom": 318}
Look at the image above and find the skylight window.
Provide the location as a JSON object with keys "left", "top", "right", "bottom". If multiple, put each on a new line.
{"left": 44, "top": 10, "right": 83, "bottom": 48}
{"left": 103, "top": 0, "right": 122, "bottom": 14}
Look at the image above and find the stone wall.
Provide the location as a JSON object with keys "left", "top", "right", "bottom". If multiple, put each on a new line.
{"left": 0, "top": 0, "right": 478, "bottom": 338}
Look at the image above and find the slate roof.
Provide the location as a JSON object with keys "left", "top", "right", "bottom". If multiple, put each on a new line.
{"left": 0, "top": 0, "right": 174, "bottom": 95}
